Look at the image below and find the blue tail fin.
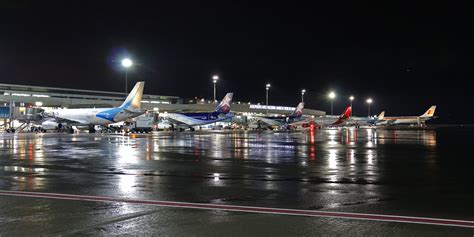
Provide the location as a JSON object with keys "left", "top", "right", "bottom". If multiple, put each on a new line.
{"left": 120, "top": 82, "right": 145, "bottom": 109}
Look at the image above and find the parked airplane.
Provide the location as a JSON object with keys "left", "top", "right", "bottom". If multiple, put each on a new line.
{"left": 164, "top": 93, "right": 234, "bottom": 131}
{"left": 312, "top": 106, "right": 352, "bottom": 127}
{"left": 247, "top": 102, "right": 305, "bottom": 129}
{"left": 348, "top": 111, "right": 385, "bottom": 127}
{"left": 41, "top": 82, "right": 146, "bottom": 132}
{"left": 376, "top": 105, "right": 437, "bottom": 126}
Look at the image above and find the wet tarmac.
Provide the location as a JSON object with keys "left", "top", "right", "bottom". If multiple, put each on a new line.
{"left": 0, "top": 127, "right": 473, "bottom": 236}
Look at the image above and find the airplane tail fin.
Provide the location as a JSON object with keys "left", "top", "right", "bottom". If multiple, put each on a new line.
{"left": 120, "top": 82, "right": 145, "bottom": 109}
{"left": 377, "top": 111, "right": 385, "bottom": 120}
{"left": 214, "top": 92, "right": 233, "bottom": 114}
{"left": 339, "top": 106, "right": 352, "bottom": 119}
{"left": 332, "top": 106, "right": 352, "bottom": 125}
{"left": 290, "top": 102, "right": 304, "bottom": 117}
{"left": 420, "top": 105, "right": 436, "bottom": 117}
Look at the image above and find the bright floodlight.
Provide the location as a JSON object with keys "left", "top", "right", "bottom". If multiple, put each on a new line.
{"left": 328, "top": 91, "right": 336, "bottom": 99}
{"left": 349, "top": 96, "right": 354, "bottom": 101}
{"left": 266, "top": 83, "right": 271, "bottom": 88}
{"left": 302, "top": 89, "right": 306, "bottom": 94}
{"left": 121, "top": 58, "right": 133, "bottom": 68}
{"left": 366, "top": 98, "right": 373, "bottom": 104}
{"left": 212, "top": 75, "right": 219, "bottom": 83}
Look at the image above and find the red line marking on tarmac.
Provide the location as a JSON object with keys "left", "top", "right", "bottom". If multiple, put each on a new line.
{"left": 0, "top": 190, "right": 473, "bottom": 228}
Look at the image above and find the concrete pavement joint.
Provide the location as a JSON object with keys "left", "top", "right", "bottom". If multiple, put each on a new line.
{"left": 0, "top": 190, "right": 473, "bottom": 229}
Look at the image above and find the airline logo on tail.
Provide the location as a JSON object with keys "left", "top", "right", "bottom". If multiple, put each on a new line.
{"left": 214, "top": 93, "right": 233, "bottom": 114}
{"left": 421, "top": 105, "right": 436, "bottom": 117}
{"left": 120, "top": 82, "right": 145, "bottom": 109}
{"left": 290, "top": 102, "right": 304, "bottom": 117}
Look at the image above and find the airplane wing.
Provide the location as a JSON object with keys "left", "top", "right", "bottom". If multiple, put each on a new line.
{"left": 123, "top": 108, "right": 147, "bottom": 115}
{"left": 165, "top": 114, "right": 202, "bottom": 126}
{"left": 346, "top": 116, "right": 377, "bottom": 126}
{"left": 56, "top": 117, "right": 89, "bottom": 125}
{"left": 287, "top": 118, "right": 312, "bottom": 127}
{"left": 313, "top": 117, "right": 337, "bottom": 127}
{"left": 247, "top": 116, "right": 283, "bottom": 127}
{"left": 285, "top": 115, "right": 313, "bottom": 126}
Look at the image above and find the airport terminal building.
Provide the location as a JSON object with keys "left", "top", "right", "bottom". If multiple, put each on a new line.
{"left": 0, "top": 83, "right": 325, "bottom": 129}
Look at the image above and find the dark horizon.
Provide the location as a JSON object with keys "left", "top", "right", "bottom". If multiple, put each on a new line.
{"left": 0, "top": 2, "right": 472, "bottom": 123}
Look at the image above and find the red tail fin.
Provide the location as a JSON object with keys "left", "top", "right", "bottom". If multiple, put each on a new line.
{"left": 340, "top": 106, "right": 352, "bottom": 119}
{"left": 333, "top": 106, "right": 352, "bottom": 125}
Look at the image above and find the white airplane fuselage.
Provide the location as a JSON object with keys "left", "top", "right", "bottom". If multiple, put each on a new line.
{"left": 380, "top": 116, "right": 431, "bottom": 125}
{"left": 164, "top": 92, "right": 234, "bottom": 128}
{"left": 165, "top": 112, "right": 232, "bottom": 127}
{"left": 49, "top": 107, "right": 143, "bottom": 126}
{"left": 41, "top": 81, "right": 146, "bottom": 130}
{"left": 377, "top": 106, "right": 437, "bottom": 126}
{"left": 313, "top": 116, "right": 345, "bottom": 127}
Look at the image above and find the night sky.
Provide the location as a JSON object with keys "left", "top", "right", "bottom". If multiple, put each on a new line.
{"left": 0, "top": 2, "right": 473, "bottom": 123}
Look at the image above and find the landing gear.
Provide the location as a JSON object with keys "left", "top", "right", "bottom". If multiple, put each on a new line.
{"left": 190, "top": 127, "right": 195, "bottom": 132}
{"left": 88, "top": 125, "right": 96, "bottom": 133}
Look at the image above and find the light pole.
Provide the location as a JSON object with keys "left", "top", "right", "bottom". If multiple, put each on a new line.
{"left": 349, "top": 96, "right": 354, "bottom": 116}
{"left": 121, "top": 58, "right": 133, "bottom": 93}
{"left": 328, "top": 91, "right": 336, "bottom": 115}
{"left": 266, "top": 83, "right": 271, "bottom": 113}
{"left": 301, "top": 89, "right": 306, "bottom": 102}
{"left": 212, "top": 75, "right": 219, "bottom": 102}
{"left": 366, "top": 98, "right": 373, "bottom": 118}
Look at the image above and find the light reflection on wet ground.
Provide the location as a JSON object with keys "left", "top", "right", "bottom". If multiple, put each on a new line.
{"left": 0, "top": 127, "right": 473, "bottom": 235}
